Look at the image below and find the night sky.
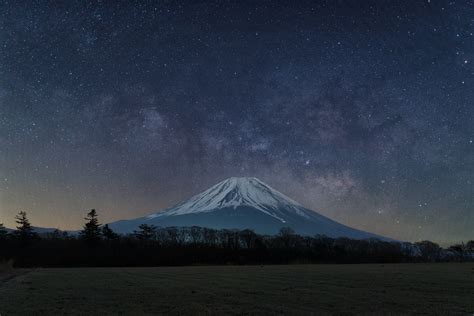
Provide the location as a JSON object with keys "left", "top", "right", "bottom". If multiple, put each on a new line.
{"left": 1, "top": 1, "right": 473, "bottom": 244}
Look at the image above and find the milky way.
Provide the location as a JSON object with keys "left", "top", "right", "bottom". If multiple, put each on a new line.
{"left": 0, "top": 1, "right": 473, "bottom": 243}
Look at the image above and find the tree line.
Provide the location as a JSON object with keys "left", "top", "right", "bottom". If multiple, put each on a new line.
{"left": 0, "top": 210, "right": 473, "bottom": 267}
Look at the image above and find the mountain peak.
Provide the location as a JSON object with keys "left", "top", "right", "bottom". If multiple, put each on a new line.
{"left": 221, "top": 176, "right": 264, "bottom": 186}
{"left": 110, "top": 176, "right": 389, "bottom": 240}
{"left": 226, "top": 176, "right": 258, "bottom": 180}
{"left": 221, "top": 176, "right": 260, "bottom": 185}
{"left": 147, "top": 176, "right": 305, "bottom": 221}
{"left": 219, "top": 177, "right": 272, "bottom": 190}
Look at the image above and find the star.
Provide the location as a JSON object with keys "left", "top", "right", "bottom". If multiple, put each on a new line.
{"left": 0, "top": 0, "right": 471, "bottom": 243}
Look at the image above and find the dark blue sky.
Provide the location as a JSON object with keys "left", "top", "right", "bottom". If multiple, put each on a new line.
{"left": 0, "top": 0, "right": 472, "bottom": 243}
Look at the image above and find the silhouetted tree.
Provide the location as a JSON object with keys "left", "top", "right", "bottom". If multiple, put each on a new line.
{"left": 102, "top": 224, "right": 119, "bottom": 240}
{"left": 202, "top": 228, "right": 217, "bottom": 246}
{"left": 467, "top": 241, "right": 474, "bottom": 261}
{"left": 466, "top": 240, "right": 474, "bottom": 252}
{"left": 189, "top": 226, "right": 203, "bottom": 244}
{"left": 278, "top": 227, "right": 296, "bottom": 248}
{"left": 80, "top": 209, "right": 101, "bottom": 245}
{"left": 240, "top": 229, "right": 257, "bottom": 249}
{"left": 45, "top": 229, "right": 67, "bottom": 240}
{"left": 14, "top": 211, "right": 37, "bottom": 243}
{"left": 448, "top": 243, "right": 467, "bottom": 262}
{"left": 218, "top": 229, "right": 240, "bottom": 249}
{"left": 165, "top": 227, "right": 180, "bottom": 245}
{"left": 0, "top": 223, "right": 8, "bottom": 240}
{"left": 134, "top": 224, "right": 157, "bottom": 241}
{"left": 415, "top": 240, "right": 442, "bottom": 262}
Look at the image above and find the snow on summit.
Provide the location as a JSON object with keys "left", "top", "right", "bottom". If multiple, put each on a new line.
{"left": 148, "top": 177, "right": 308, "bottom": 222}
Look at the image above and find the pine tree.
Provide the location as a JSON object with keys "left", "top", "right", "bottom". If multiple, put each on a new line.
{"left": 80, "top": 209, "right": 101, "bottom": 245}
{"left": 134, "top": 224, "right": 157, "bottom": 241}
{"left": 102, "top": 224, "right": 118, "bottom": 240}
{"left": 14, "top": 211, "right": 37, "bottom": 242}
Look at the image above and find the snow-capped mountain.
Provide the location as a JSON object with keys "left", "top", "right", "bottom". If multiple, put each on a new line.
{"left": 109, "top": 177, "right": 389, "bottom": 240}
{"left": 148, "top": 177, "right": 309, "bottom": 223}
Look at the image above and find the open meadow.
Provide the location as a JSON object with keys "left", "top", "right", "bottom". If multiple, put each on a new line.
{"left": 1, "top": 263, "right": 473, "bottom": 315}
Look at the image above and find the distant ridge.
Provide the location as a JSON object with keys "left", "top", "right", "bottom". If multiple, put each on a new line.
{"left": 1, "top": 226, "right": 64, "bottom": 234}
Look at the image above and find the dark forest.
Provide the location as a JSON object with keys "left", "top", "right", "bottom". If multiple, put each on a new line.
{"left": 1, "top": 211, "right": 472, "bottom": 268}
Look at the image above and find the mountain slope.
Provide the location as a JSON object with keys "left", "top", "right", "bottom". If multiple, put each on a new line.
{"left": 109, "top": 177, "right": 389, "bottom": 240}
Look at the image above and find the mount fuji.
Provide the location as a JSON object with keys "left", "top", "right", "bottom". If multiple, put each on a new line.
{"left": 109, "top": 177, "right": 388, "bottom": 240}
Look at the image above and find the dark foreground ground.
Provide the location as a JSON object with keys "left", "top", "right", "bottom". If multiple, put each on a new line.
{"left": 0, "top": 264, "right": 473, "bottom": 315}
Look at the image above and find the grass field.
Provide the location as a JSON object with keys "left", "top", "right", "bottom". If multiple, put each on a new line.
{"left": 1, "top": 264, "right": 473, "bottom": 315}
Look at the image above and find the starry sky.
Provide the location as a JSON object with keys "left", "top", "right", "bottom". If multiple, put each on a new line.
{"left": 0, "top": 0, "right": 473, "bottom": 244}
